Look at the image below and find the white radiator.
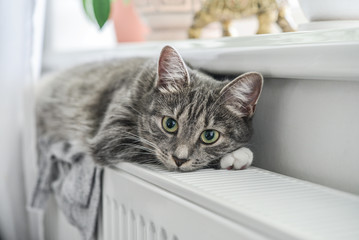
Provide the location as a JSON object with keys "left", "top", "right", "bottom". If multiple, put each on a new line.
{"left": 101, "top": 163, "right": 359, "bottom": 240}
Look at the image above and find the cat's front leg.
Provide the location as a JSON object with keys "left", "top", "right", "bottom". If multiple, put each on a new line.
{"left": 220, "top": 147, "right": 253, "bottom": 170}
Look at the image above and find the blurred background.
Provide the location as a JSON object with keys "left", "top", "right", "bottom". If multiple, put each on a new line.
{"left": 44, "top": 0, "right": 307, "bottom": 52}
{"left": 1, "top": 0, "right": 358, "bottom": 239}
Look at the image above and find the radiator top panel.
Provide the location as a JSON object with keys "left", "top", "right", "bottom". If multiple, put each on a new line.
{"left": 115, "top": 163, "right": 359, "bottom": 240}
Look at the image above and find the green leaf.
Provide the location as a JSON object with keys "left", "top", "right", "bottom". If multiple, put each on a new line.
{"left": 82, "top": 0, "right": 96, "bottom": 24}
{"left": 93, "top": 0, "right": 111, "bottom": 29}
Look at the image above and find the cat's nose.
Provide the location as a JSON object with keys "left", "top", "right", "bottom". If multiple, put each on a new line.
{"left": 172, "top": 155, "right": 188, "bottom": 167}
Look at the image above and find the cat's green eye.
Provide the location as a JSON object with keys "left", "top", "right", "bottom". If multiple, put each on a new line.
{"left": 162, "top": 116, "right": 178, "bottom": 133}
{"left": 200, "top": 130, "right": 220, "bottom": 144}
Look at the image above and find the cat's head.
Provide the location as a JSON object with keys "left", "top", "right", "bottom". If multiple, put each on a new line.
{"left": 138, "top": 46, "right": 263, "bottom": 171}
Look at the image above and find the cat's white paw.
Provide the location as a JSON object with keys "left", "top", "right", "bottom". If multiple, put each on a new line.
{"left": 220, "top": 147, "right": 253, "bottom": 170}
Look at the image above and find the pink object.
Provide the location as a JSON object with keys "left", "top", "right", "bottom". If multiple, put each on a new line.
{"left": 111, "top": 0, "right": 149, "bottom": 42}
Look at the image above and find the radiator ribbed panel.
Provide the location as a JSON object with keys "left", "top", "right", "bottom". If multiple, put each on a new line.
{"left": 103, "top": 195, "right": 175, "bottom": 240}
{"left": 116, "top": 163, "right": 359, "bottom": 240}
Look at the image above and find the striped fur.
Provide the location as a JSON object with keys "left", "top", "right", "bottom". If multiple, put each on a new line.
{"left": 36, "top": 46, "right": 262, "bottom": 171}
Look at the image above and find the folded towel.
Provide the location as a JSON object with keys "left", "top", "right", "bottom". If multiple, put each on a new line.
{"left": 31, "top": 138, "right": 102, "bottom": 240}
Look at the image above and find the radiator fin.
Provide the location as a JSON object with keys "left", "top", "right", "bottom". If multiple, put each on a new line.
{"left": 139, "top": 216, "right": 146, "bottom": 240}
{"left": 149, "top": 222, "right": 156, "bottom": 240}
{"left": 121, "top": 205, "right": 128, "bottom": 240}
{"left": 112, "top": 200, "right": 119, "bottom": 240}
{"left": 130, "top": 210, "right": 137, "bottom": 240}
{"left": 104, "top": 196, "right": 111, "bottom": 240}
{"left": 160, "top": 228, "right": 168, "bottom": 240}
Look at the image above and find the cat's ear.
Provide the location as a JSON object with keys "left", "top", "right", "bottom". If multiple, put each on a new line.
{"left": 220, "top": 72, "right": 263, "bottom": 118}
{"left": 156, "top": 45, "right": 190, "bottom": 93}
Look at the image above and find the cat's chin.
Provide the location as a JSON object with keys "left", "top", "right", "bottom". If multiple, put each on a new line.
{"left": 162, "top": 164, "right": 178, "bottom": 172}
{"left": 178, "top": 166, "right": 200, "bottom": 172}
{"left": 163, "top": 165, "right": 199, "bottom": 172}
{"left": 158, "top": 159, "right": 197, "bottom": 172}
{"left": 155, "top": 150, "right": 207, "bottom": 172}
{"left": 156, "top": 155, "right": 178, "bottom": 171}
{"left": 162, "top": 162, "right": 206, "bottom": 172}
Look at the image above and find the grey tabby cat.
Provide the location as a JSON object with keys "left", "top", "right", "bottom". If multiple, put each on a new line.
{"left": 36, "top": 45, "right": 263, "bottom": 171}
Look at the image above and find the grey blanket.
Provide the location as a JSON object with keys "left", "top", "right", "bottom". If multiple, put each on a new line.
{"left": 31, "top": 139, "right": 102, "bottom": 240}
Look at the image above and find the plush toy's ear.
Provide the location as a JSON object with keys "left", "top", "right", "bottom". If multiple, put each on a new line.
{"left": 156, "top": 45, "right": 190, "bottom": 93}
{"left": 220, "top": 72, "right": 263, "bottom": 118}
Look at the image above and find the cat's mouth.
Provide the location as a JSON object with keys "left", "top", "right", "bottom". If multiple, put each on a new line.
{"left": 154, "top": 149, "right": 206, "bottom": 171}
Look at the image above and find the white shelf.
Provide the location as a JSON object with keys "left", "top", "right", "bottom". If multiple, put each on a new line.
{"left": 43, "top": 28, "right": 359, "bottom": 81}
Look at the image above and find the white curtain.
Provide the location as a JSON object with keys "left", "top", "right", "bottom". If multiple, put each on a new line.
{"left": 0, "top": 0, "right": 45, "bottom": 239}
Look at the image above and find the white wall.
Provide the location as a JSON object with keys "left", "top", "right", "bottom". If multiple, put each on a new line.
{"left": 0, "top": 0, "right": 43, "bottom": 239}
{"left": 43, "top": 0, "right": 116, "bottom": 54}
{"left": 0, "top": 0, "right": 31, "bottom": 239}
{"left": 251, "top": 77, "right": 359, "bottom": 195}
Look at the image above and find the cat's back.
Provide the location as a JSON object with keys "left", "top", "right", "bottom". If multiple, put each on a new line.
{"left": 36, "top": 58, "right": 150, "bottom": 138}
{"left": 37, "top": 58, "right": 149, "bottom": 101}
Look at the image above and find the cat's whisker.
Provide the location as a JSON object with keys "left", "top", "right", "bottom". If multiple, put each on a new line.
{"left": 119, "top": 132, "right": 170, "bottom": 163}
{"left": 115, "top": 143, "right": 157, "bottom": 154}
{"left": 123, "top": 132, "right": 166, "bottom": 158}
{"left": 127, "top": 105, "right": 142, "bottom": 115}
{"left": 122, "top": 131, "right": 155, "bottom": 146}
